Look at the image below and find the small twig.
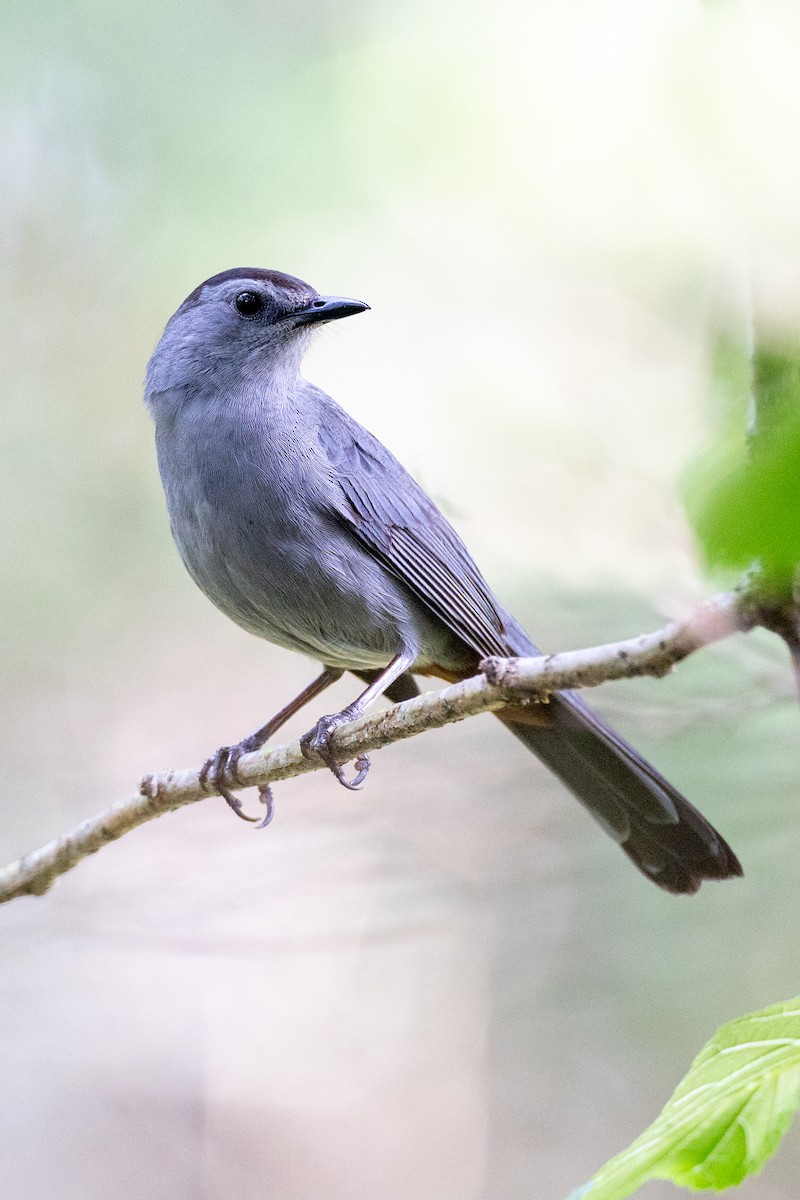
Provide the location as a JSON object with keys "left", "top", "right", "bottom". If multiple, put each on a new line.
{"left": 0, "top": 589, "right": 755, "bottom": 905}
{"left": 749, "top": 587, "right": 800, "bottom": 704}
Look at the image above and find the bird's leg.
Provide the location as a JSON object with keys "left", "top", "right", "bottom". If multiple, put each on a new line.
{"left": 200, "top": 667, "right": 344, "bottom": 823}
{"left": 300, "top": 650, "right": 417, "bottom": 790}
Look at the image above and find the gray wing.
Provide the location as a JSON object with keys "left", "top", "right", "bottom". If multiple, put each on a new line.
{"left": 317, "top": 410, "right": 511, "bottom": 659}
{"left": 315, "top": 399, "right": 743, "bottom": 893}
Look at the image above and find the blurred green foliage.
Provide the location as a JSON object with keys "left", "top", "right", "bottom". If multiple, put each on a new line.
{"left": 685, "top": 333, "right": 800, "bottom": 584}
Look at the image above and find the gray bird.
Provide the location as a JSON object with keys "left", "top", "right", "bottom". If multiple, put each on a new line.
{"left": 145, "top": 267, "right": 742, "bottom": 894}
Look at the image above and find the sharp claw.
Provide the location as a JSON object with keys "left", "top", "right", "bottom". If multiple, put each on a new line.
{"left": 332, "top": 753, "right": 371, "bottom": 790}
{"left": 352, "top": 754, "right": 371, "bottom": 786}
{"left": 218, "top": 780, "right": 260, "bottom": 823}
{"left": 200, "top": 746, "right": 260, "bottom": 823}
{"left": 255, "top": 783, "right": 275, "bottom": 829}
{"left": 300, "top": 715, "right": 371, "bottom": 790}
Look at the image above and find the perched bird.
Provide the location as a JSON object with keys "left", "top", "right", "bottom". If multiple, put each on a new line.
{"left": 144, "top": 267, "right": 742, "bottom": 894}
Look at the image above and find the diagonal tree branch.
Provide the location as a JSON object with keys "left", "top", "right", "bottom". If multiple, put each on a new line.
{"left": 0, "top": 589, "right": 754, "bottom": 905}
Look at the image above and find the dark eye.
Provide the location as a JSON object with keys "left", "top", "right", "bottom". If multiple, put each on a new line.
{"left": 235, "top": 291, "right": 264, "bottom": 317}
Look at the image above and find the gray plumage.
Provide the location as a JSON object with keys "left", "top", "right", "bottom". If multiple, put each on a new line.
{"left": 145, "top": 267, "right": 742, "bottom": 894}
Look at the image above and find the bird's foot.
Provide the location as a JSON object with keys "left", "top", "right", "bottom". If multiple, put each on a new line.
{"left": 199, "top": 734, "right": 272, "bottom": 825}
{"left": 300, "top": 710, "right": 371, "bottom": 791}
{"left": 256, "top": 783, "right": 276, "bottom": 828}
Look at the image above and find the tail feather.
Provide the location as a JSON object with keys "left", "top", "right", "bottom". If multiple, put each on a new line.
{"left": 498, "top": 691, "right": 742, "bottom": 895}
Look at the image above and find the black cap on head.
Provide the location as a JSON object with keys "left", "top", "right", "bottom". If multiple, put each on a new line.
{"left": 181, "top": 267, "right": 315, "bottom": 310}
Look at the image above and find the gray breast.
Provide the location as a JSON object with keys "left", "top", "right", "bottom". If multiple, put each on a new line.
{"left": 155, "top": 403, "right": 449, "bottom": 670}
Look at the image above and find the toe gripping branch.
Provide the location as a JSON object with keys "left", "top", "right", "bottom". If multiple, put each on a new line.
{"left": 199, "top": 741, "right": 275, "bottom": 827}
{"left": 198, "top": 666, "right": 346, "bottom": 826}
{"left": 298, "top": 650, "right": 415, "bottom": 791}
{"left": 299, "top": 709, "right": 371, "bottom": 790}
{"left": 200, "top": 651, "right": 415, "bottom": 822}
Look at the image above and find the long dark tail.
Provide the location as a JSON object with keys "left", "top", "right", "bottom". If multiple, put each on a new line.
{"left": 499, "top": 691, "right": 741, "bottom": 894}
{"left": 359, "top": 645, "right": 741, "bottom": 893}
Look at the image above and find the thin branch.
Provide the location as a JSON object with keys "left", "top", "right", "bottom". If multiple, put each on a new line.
{"left": 0, "top": 590, "right": 752, "bottom": 905}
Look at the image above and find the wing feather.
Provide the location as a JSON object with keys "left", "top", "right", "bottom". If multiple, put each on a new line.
{"left": 318, "top": 416, "right": 510, "bottom": 657}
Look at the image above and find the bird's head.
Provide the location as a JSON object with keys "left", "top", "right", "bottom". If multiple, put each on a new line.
{"left": 145, "top": 267, "right": 369, "bottom": 409}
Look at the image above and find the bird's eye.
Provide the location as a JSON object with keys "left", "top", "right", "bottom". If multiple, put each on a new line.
{"left": 235, "top": 291, "right": 264, "bottom": 317}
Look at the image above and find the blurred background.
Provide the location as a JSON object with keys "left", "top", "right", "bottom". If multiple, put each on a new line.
{"left": 2, "top": 1, "right": 800, "bottom": 1197}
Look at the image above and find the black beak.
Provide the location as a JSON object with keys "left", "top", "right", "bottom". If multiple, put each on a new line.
{"left": 293, "top": 295, "right": 370, "bottom": 325}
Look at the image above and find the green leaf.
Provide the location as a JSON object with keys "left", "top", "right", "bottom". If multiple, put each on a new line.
{"left": 688, "top": 413, "right": 800, "bottom": 582}
{"left": 685, "top": 337, "right": 800, "bottom": 584}
{"left": 567, "top": 998, "right": 800, "bottom": 1198}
